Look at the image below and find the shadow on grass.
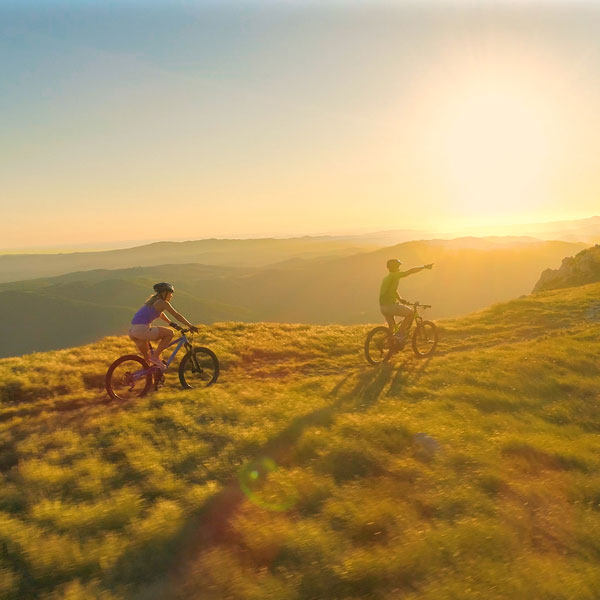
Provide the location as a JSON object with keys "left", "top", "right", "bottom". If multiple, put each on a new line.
{"left": 157, "top": 357, "right": 434, "bottom": 596}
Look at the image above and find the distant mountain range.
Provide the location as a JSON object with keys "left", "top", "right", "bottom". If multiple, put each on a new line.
{"left": 0, "top": 237, "right": 587, "bottom": 357}
{"left": 0, "top": 237, "right": 379, "bottom": 284}
{"left": 2, "top": 215, "right": 599, "bottom": 284}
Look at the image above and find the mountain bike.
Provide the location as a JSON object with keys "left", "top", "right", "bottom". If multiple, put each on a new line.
{"left": 364, "top": 301, "right": 438, "bottom": 365}
{"left": 105, "top": 324, "right": 219, "bottom": 401}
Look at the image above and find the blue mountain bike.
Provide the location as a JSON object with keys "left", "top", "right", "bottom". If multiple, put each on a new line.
{"left": 105, "top": 324, "right": 219, "bottom": 401}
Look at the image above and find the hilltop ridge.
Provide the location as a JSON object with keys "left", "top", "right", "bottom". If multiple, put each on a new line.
{"left": 0, "top": 238, "right": 587, "bottom": 357}
{"left": 0, "top": 282, "right": 599, "bottom": 598}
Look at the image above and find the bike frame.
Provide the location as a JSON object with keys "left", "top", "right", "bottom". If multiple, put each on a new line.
{"left": 392, "top": 305, "right": 423, "bottom": 334}
{"left": 131, "top": 332, "right": 192, "bottom": 380}
{"left": 162, "top": 333, "right": 192, "bottom": 369}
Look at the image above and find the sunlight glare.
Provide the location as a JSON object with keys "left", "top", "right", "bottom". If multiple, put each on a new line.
{"left": 439, "top": 82, "right": 552, "bottom": 214}
{"left": 403, "top": 41, "right": 573, "bottom": 226}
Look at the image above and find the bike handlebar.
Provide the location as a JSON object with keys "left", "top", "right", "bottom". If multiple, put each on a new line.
{"left": 407, "top": 301, "right": 432, "bottom": 309}
{"left": 169, "top": 322, "right": 197, "bottom": 334}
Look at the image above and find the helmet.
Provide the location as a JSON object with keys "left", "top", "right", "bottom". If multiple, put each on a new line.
{"left": 386, "top": 259, "right": 403, "bottom": 270}
{"left": 153, "top": 282, "right": 174, "bottom": 294}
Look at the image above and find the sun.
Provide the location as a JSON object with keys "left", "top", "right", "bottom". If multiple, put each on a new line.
{"left": 403, "top": 40, "right": 570, "bottom": 226}
{"left": 437, "top": 82, "right": 553, "bottom": 215}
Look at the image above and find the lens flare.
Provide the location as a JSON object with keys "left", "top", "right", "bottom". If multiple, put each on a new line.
{"left": 238, "top": 457, "right": 298, "bottom": 512}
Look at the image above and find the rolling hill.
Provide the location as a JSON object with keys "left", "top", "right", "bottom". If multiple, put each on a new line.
{"left": 2, "top": 216, "right": 599, "bottom": 285}
{"left": 0, "top": 281, "right": 599, "bottom": 598}
{"left": 0, "top": 237, "right": 380, "bottom": 284}
{"left": 0, "top": 238, "right": 586, "bottom": 357}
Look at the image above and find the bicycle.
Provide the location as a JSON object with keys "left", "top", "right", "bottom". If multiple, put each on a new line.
{"left": 105, "top": 324, "right": 219, "bottom": 401}
{"left": 364, "top": 301, "right": 438, "bottom": 365}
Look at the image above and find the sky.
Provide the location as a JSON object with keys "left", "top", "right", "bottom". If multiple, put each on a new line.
{"left": 2, "top": 0, "right": 600, "bottom": 248}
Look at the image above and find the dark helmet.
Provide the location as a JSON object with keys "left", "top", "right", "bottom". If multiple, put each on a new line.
{"left": 386, "top": 259, "right": 403, "bottom": 270}
{"left": 153, "top": 282, "right": 174, "bottom": 294}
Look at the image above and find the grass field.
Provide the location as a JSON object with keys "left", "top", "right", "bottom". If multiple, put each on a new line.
{"left": 1, "top": 283, "right": 600, "bottom": 599}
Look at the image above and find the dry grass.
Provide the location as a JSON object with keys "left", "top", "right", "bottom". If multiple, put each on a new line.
{"left": 1, "top": 284, "right": 600, "bottom": 598}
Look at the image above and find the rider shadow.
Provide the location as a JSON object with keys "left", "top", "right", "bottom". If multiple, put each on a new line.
{"left": 344, "top": 362, "right": 398, "bottom": 408}
{"left": 336, "top": 352, "right": 430, "bottom": 407}
{"left": 386, "top": 356, "right": 433, "bottom": 397}
{"left": 162, "top": 356, "right": 434, "bottom": 592}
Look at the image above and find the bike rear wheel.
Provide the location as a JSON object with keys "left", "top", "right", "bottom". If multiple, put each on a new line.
{"left": 365, "top": 326, "right": 394, "bottom": 365}
{"left": 179, "top": 347, "right": 219, "bottom": 389}
{"left": 412, "top": 321, "right": 438, "bottom": 357}
{"left": 106, "top": 355, "right": 152, "bottom": 400}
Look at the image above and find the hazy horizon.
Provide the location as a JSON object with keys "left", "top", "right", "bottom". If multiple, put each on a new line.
{"left": 0, "top": 212, "right": 598, "bottom": 255}
{"left": 3, "top": 0, "right": 600, "bottom": 247}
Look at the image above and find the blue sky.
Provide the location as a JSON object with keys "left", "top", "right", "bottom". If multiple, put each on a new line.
{"left": 2, "top": 1, "right": 600, "bottom": 248}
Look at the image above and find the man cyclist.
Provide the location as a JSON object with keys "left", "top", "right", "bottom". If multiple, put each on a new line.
{"left": 379, "top": 259, "right": 434, "bottom": 344}
{"left": 129, "top": 282, "right": 198, "bottom": 369}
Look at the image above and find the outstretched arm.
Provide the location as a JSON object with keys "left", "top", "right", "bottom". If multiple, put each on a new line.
{"left": 402, "top": 263, "right": 434, "bottom": 277}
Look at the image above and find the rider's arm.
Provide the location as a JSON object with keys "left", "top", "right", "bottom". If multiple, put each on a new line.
{"left": 159, "top": 312, "right": 171, "bottom": 324}
{"left": 161, "top": 301, "right": 196, "bottom": 329}
{"left": 402, "top": 263, "right": 434, "bottom": 277}
{"left": 396, "top": 292, "right": 409, "bottom": 304}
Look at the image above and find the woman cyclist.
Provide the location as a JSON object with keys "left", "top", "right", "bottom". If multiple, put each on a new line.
{"left": 129, "top": 282, "right": 198, "bottom": 369}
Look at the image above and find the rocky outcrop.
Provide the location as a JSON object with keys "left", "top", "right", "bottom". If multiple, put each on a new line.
{"left": 533, "top": 244, "right": 600, "bottom": 293}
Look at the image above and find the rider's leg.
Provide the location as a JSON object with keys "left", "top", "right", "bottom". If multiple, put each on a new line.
{"left": 393, "top": 305, "right": 414, "bottom": 337}
{"left": 128, "top": 330, "right": 150, "bottom": 360}
{"left": 151, "top": 327, "right": 174, "bottom": 361}
{"left": 384, "top": 313, "right": 396, "bottom": 345}
{"left": 134, "top": 338, "right": 150, "bottom": 360}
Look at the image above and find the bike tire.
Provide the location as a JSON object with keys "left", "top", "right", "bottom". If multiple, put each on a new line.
{"left": 412, "top": 321, "right": 438, "bottom": 358}
{"left": 105, "top": 355, "right": 153, "bottom": 401}
{"left": 365, "top": 326, "right": 394, "bottom": 365}
{"left": 179, "top": 347, "right": 220, "bottom": 389}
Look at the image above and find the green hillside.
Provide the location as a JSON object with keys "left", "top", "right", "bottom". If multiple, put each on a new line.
{"left": 0, "top": 238, "right": 586, "bottom": 357}
{"left": 1, "top": 283, "right": 599, "bottom": 599}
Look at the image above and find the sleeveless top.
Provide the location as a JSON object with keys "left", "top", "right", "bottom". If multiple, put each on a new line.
{"left": 131, "top": 303, "right": 161, "bottom": 325}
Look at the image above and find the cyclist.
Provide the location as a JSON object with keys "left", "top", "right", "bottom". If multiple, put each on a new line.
{"left": 129, "top": 282, "right": 198, "bottom": 369}
{"left": 379, "top": 259, "right": 433, "bottom": 344}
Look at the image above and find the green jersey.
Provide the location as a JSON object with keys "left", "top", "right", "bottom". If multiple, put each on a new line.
{"left": 379, "top": 271, "right": 408, "bottom": 305}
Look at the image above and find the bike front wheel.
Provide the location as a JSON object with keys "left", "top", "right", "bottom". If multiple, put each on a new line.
{"left": 365, "top": 326, "right": 394, "bottom": 365}
{"left": 412, "top": 321, "right": 438, "bottom": 357}
{"left": 105, "top": 355, "right": 152, "bottom": 400}
{"left": 179, "top": 347, "right": 220, "bottom": 389}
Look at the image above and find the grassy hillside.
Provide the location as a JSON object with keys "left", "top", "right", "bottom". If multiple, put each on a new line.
{"left": 0, "top": 238, "right": 587, "bottom": 357}
{"left": 1, "top": 283, "right": 599, "bottom": 598}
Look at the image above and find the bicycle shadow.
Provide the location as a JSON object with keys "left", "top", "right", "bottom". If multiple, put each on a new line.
{"left": 387, "top": 356, "right": 433, "bottom": 397}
